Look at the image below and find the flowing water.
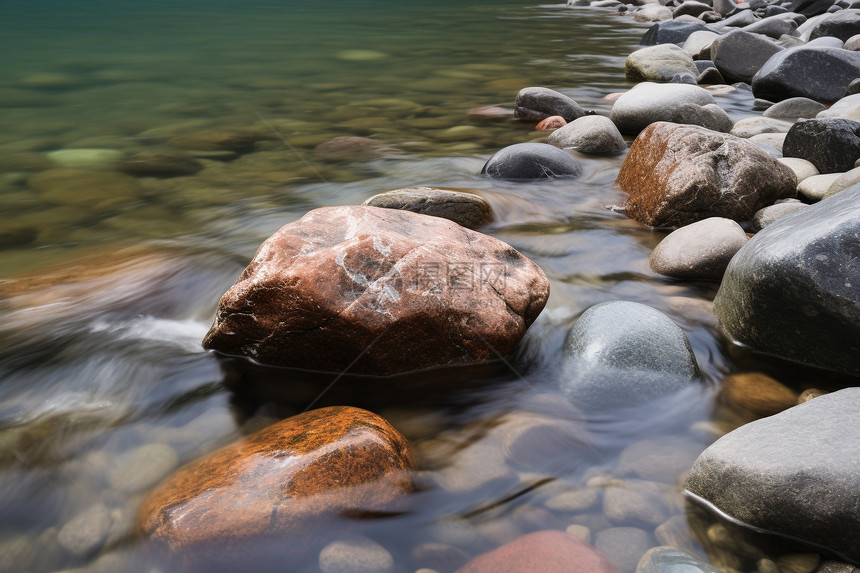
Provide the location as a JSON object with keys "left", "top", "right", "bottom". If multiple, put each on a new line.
{"left": 0, "top": 2, "right": 840, "bottom": 572}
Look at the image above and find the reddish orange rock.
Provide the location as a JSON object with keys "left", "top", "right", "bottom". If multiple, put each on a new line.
{"left": 203, "top": 205, "right": 549, "bottom": 375}
{"left": 456, "top": 530, "right": 621, "bottom": 573}
{"left": 535, "top": 116, "right": 567, "bottom": 131}
{"left": 138, "top": 406, "right": 415, "bottom": 565}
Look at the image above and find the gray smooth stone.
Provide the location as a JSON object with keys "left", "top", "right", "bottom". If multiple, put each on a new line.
{"left": 481, "top": 142, "right": 582, "bottom": 180}
{"left": 609, "top": 82, "right": 718, "bottom": 134}
{"left": 362, "top": 188, "right": 494, "bottom": 229}
{"left": 751, "top": 201, "right": 809, "bottom": 230}
{"left": 751, "top": 46, "right": 860, "bottom": 103}
{"left": 561, "top": 301, "right": 701, "bottom": 410}
{"left": 711, "top": 29, "right": 784, "bottom": 83}
{"left": 640, "top": 21, "right": 713, "bottom": 45}
{"left": 762, "top": 96, "right": 827, "bottom": 118}
{"left": 742, "top": 14, "right": 800, "bottom": 38}
{"left": 810, "top": 9, "right": 860, "bottom": 41}
{"left": 514, "top": 87, "right": 586, "bottom": 122}
{"left": 713, "top": 184, "right": 860, "bottom": 375}
{"left": 649, "top": 217, "right": 749, "bottom": 281}
{"left": 685, "top": 388, "right": 860, "bottom": 562}
{"left": 547, "top": 115, "right": 626, "bottom": 154}
{"left": 626, "top": 44, "right": 699, "bottom": 82}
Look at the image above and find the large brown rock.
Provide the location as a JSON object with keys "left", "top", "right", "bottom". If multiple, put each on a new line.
{"left": 455, "top": 530, "right": 620, "bottom": 573}
{"left": 616, "top": 122, "right": 797, "bottom": 228}
{"left": 203, "top": 205, "right": 549, "bottom": 375}
{"left": 138, "top": 406, "right": 414, "bottom": 565}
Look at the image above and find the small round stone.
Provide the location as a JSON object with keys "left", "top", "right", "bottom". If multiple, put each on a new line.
{"left": 319, "top": 537, "right": 395, "bottom": 573}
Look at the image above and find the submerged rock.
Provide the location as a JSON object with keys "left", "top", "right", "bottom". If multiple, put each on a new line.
{"left": 482, "top": 142, "right": 582, "bottom": 179}
{"left": 455, "top": 530, "right": 620, "bottom": 573}
{"left": 362, "top": 187, "right": 493, "bottom": 229}
{"left": 203, "top": 205, "right": 549, "bottom": 375}
{"left": 637, "top": 547, "right": 723, "bottom": 573}
{"left": 685, "top": 388, "right": 860, "bottom": 562}
{"left": 138, "top": 406, "right": 415, "bottom": 565}
{"left": 616, "top": 122, "right": 797, "bottom": 228}
{"left": 561, "top": 301, "right": 701, "bottom": 410}
{"left": 714, "top": 184, "right": 860, "bottom": 376}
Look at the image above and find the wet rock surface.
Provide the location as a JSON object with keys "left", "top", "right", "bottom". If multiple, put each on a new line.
{"left": 616, "top": 122, "right": 797, "bottom": 228}
{"left": 514, "top": 87, "right": 587, "bottom": 122}
{"left": 203, "top": 205, "right": 549, "bottom": 375}
{"left": 482, "top": 142, "right": 582, "bottom": 179}
{"left": 138, "top": 406, "right": 415, "bottom": 564}
{"left": 362, "top": 187, "right": 494, "bottom": 229}
{"left": 685, "top": 388, "right": 860, "bottom": 563}
{"left": 714, "top": 184, "right": 860, "bottom": 376}
{"left": 455, "top": 530, "right": 621, "bottom": 573}
{"left": 561, "top": 301, "right": 702, "bottom": 410}
{"left": 649, "top": 217, "right": 749, "bottom": 281}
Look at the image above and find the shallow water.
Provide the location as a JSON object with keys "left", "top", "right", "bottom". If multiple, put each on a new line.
{"left": 0, "top": 2, "right": 844, "bottom": 572}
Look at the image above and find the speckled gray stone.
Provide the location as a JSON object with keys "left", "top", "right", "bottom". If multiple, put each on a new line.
{"left": 609, "top": 82, "right": 718, "bottom": 135}
{"left": 561, "top": 301, "right": 701, "bottom": 409}
{"left": 685, "top": 388, "right": 860, "bottom": 563}
{"left": 714, "top": 184, "right": 860, "bottom": 376}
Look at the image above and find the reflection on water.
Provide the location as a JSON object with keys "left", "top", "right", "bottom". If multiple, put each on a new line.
{"left": 0, "top": 1, "right": 842, "bottom": 572}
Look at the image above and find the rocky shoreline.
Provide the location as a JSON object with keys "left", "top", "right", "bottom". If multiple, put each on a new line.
{"left": 142, "top": 0, "right": 859, "bottom": 571}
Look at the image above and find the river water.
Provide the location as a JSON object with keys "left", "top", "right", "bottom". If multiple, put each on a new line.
{"left": 0, "top": 2, "right": 831, "bottom": 572}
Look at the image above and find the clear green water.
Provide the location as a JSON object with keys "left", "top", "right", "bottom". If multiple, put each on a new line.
{"left": 0, "top": 2, "right": 831, "bottom": 573}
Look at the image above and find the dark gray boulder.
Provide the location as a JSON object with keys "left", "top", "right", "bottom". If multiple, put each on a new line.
{"left": 810, "top": 8, "right": 860, "bottom": 40}
{"left": 561, "top": 301, "right": 701, "bottom": 410}
{"left": 481, "top": 143, "right": 582, "bottom": 180}
{"left": 713, "top": 184, "right": 860, "bottom": 376}
{"left": 785, "top": 0, "right": 836, "bottom": 16}
{"left": 711, "top": 30, "right": 784, "bottom": 83}
{"left": 514, "top": 87, "right": 586, "bottom": 122}
{"left": 742, "top": 15, "right": 800, "bottom": 39}
{"left": 751, "top": 46, "right": 860, "bottom": 103}
{"left": 782, "top": 118, "right": 860, "bottom": 173}
{"left": 640, "top": 21, "right": 712, "bottom": 45}
{"left": 685, "top": 388, "right": 860, "bottom": 562}
{"left": 362, "top": 188, "right": 494, "bottom": 229}
{"left": 637, "top": 547, "right": 723, "bottom": 573}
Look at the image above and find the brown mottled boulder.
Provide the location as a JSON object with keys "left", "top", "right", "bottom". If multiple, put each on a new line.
{"left": 616, "top": 122, "right": 797, "bottom": 228}
{"left": 203, "top": 206, "right": 548, "bottom": 375}
{"left": 455, "top": 530, "right": 620, "bottom": 573}
{"left": 535, "top": 116, "right": 567, "bottom": 131}
{"left": 138, "top": 406, "right": 414, "bottom": 565}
